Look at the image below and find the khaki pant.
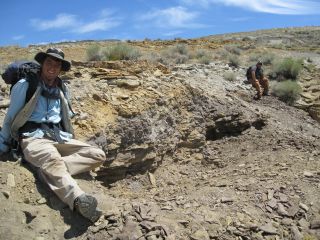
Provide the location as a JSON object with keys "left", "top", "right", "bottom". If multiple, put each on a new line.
{"left": 21, "top": 137, "right": 106, "bottom": 209}
{"left": 250, "top": 77, "right": 269, "bottom": 97}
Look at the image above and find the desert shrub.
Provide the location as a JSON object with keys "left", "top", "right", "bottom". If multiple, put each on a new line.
{"left": 161, "top": 44, "right": 190, "bottom": 64}
{"left": 194, "top": 49, "right": 211, "bottom": 64}
{"left": 223, "top": 71, "right": 237, "bottom": 81}
{"left": 142, "top": 52, "right": 163, "bottom": 64}
{"left": 228, "top": 54, "right": 240, "bottom": 68}
{"left": 86, "top": 45, "right": 102, "bottom": 61}
{"left": 270, "top": 44, "right": 285, "bottom": 50}
{"left": 249, "top": 52, "right": 275, "bottom": 65}
{"left": 262, "top": 53, "right": 275, "bottom": 65}
{"left": 272, "top": 80, "right": 301, "bottom": 105}
{"left": 194, "top": 49, "right": 208, "bottom": 58}
{"left": 174, "top": 53, "right": 189, "bottom": 64}
{"left": 171, "top": 44, "right": 188, "bottom": 55}
{"left": 101, "top": 43, "right": 141, "bottom": 61}
{"left": 198, "top": 56, "right": 211, "bottom": 65}
{"left": 242, "top": 36, "right": 251, "bottom": 41}
{"left": 271, "top": 57, "right": 303, "bottom": 80}
{"left": 217, "top": 49, "right": 230, "bottom": 60}
{"left": 225, "top": 45, "right": 242, "bottom": 55}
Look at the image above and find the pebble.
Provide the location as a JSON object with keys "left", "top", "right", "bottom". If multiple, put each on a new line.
{"left": 37, "top": 198, "right": 47, "bottom": 204}
{"left": 34, "top": 237, "right": 45, "bottom": 240}
{"left": 2, "top": 191, "right": 10, "bottom": 199}
{"left": 310, "top": 219, "right": 320, "bottom": 229}
{"left": 277, "top": 203, "right": 289, "bottom": 216}
{"left": 299, "top": 202, "right": 309, "bottom": 212}
{"left": 281, "top": 218, "right": 293, "bottom": 226}
{"left": 267, "top": 198, "right": 278, "bottom": 209}
{"left": 148, "top": 172, "right": 157, "bottom": 187}
{"left": 297, "top": 218, "right": 309, "bottom": 229}
{"left": 259, "top": 222, "right": 278, "bottom": 235}
{"left": 303, "top": 171, "right": 313, "bottom": 177}
{"left": 6, "top": 174, "right": 15, "bottom": 187}
{"left": 190, "top": 229, "right": 210, "bottom": 240}
{"left": 290, "top": 226, "right": 303, "bottom": 240}
{"left": 278, "top": 193, "right": 288, "bottom": 203}
{"left": 267, "top": 189, "right": 274, "bottom": 200}
{"left": 220, "top": 197, "right": 234, "bottom": 203}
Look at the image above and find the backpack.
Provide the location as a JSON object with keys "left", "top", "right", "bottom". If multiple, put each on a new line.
{"left": 246, "top": 66, "right": 252, "bottom": 79}
{"left": 1, "top": 61, "right": 40, "bottom": 87}
{"left": 243, "top": 66, "right": 252, "bottom": 84}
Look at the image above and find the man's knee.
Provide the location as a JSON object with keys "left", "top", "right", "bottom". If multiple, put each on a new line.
{"left": 90, "top": 147, "right": 106, "bottom": 163}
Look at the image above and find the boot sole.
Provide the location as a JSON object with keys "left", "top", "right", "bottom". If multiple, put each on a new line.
{"left": 76, "top": 195, "right": 102, "bottom": 222}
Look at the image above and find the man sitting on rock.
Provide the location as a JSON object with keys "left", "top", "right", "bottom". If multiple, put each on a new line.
{"left": 247, "top": 61, "right": 270, "bottom": 100}
{"left": 0, "top": 48, "right": 106, "bottom": 223}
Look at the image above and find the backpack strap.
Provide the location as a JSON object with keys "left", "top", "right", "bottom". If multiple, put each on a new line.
{"left": 58, "top": 79, "right": 76, "bottom": 117}
{"left": 25, "top": 73, "right": 39, "bottom": 103}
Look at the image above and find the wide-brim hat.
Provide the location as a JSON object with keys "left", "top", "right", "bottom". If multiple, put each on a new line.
{"left": 35, "top": 47, "right": 71, "bottom": 71}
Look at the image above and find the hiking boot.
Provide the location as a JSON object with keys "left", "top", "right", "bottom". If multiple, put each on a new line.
{"left": 263, "top": 92, "right": 270, "bottom": 96}
{"left": 253, "top": 94, "right": 261, "bottom": 100}
{"left": 74, "top": 194, "right": 102, "bottom": 223}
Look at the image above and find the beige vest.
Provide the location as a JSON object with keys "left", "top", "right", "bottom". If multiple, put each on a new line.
{"left": 10, "top": 86, "right": 74, "bottom": 140}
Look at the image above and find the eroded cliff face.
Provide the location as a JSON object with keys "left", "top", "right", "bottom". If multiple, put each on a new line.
{"left": 295, "top": 65, "right": 320, "bottom": 122}
{"left": 62, "top": 61, "right": 265, "bottom": 181}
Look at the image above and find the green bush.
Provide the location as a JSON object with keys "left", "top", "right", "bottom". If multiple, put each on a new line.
{"left": 101, "top": 43, "right": 141, "bottom": 61}
{"left": 225, "top": 45, "right": 242, "bottom": 55}
{"left": 194, "top": 49, "right": 211, "bottom": 64}
{"left": 272, "top": 80, "right": 302, "bottom": 105}
{"left": 194, "top": 49, "right": 208, "bottom": 58}
{"left": 249, "top": 52, "right": 275, "bottom": 65}
{"left": 262, "top": 53, "right": 275, "bottom": 65}
{"left": 142, "top": 52, "right": 163, "bottom": 64}
{"left": 198, "top": 55, "right": 211, "bottom": 65}
{"left": 272, "top": 57, "right": 303, "bottom": 80}
{"left": 228, "top": 54, "right": 240, "bottom": 68}
{"left": 86, "top": 45, "right": 102, "bottom": 61}
{"left": 171, "top": 44, "right": 188, "bottom": 55}
{"left": 161, "top": 44, "right": 190, "bottom": 64}
{"left": 223, "top": 71, "right": 237, "bottom": 81}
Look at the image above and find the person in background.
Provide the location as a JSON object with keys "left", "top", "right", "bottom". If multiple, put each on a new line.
{"left": 247, "top": 60, "right": 269, "bottom": 100}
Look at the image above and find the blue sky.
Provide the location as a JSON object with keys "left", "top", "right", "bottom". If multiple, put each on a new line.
{"left": 1, "top": 0, "right": 319, "bottom": 47}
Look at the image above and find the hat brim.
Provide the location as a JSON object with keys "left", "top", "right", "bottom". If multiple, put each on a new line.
{"left": 35, "top": 52, "right": 71, "bottom": 71}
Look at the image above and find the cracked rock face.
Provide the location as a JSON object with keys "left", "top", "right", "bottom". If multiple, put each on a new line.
{"left": 82, "top": 63, "right": 267, "bottom": 183}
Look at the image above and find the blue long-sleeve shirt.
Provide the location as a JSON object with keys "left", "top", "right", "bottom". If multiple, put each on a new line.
{"left": 0, "top": 79, "right": 72, "bottom": 152}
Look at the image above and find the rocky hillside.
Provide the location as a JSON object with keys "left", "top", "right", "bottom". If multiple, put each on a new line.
{"left": 0, "top": 27, "right": 320, "bottom": 240}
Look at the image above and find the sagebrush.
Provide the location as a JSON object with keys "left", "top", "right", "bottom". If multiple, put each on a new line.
{"left": 271, "top": 57, "right": 303, "bottom": 80}
{"left": 272, "top": 80, "right": 302, "bottom": 105}
{"left": 86, "top": 43, "right": 141, "bottom": 61}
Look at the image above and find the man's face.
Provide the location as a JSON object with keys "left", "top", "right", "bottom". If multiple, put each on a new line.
{"left": 257, "top": 63, "right": 262, "bottom": 69}
{"left": 41, "top": 56, "right": 62, "bottom": 86}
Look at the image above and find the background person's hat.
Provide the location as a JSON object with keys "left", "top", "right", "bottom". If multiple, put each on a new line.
{"left": 35, "top": 48, "right": 71, "bottom": 71}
